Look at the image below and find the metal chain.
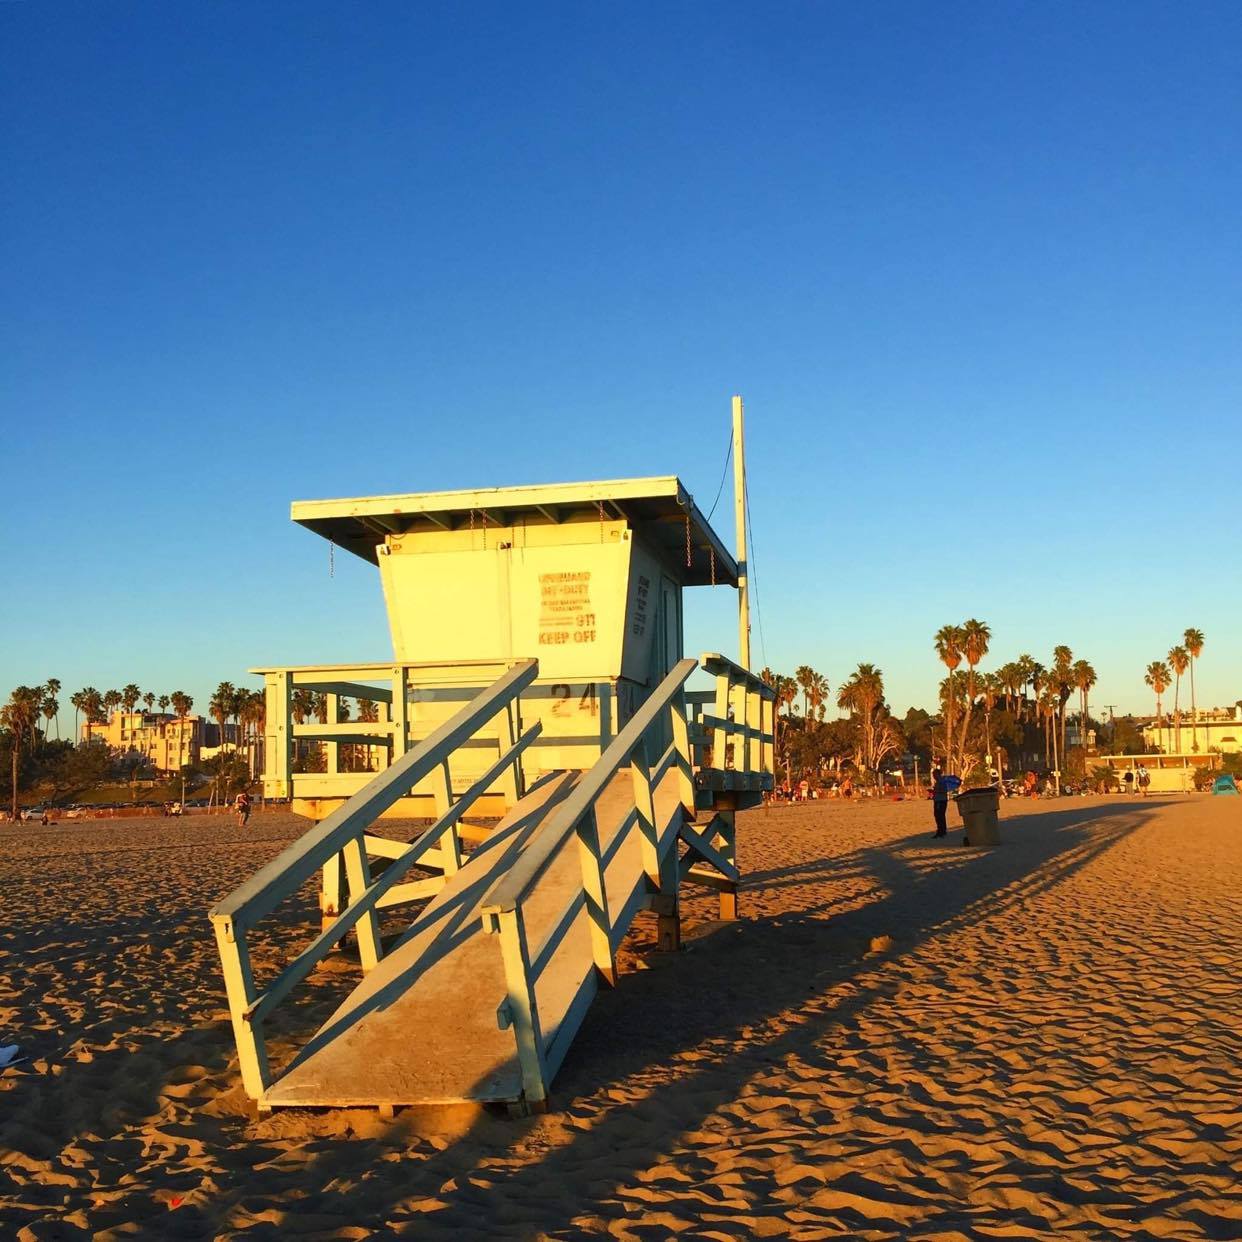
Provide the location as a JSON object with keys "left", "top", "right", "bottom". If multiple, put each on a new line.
{"left": 599, "top": 500, "right": 605, "bottom": 542}
{"left": 329, "top": 541, "right": 335, "bottom": 578}
{"left": 710, "top": 545, "right": 716, "bottom": 586}
{"left": 684, "top": 510, "right": 691, "bottom": 568}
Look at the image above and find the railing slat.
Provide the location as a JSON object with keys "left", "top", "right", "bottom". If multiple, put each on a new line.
{"left": 210, "top": 659, "right": 538, "bottom": 928}
{"left": 482, "top": 658, "right": 698, "bottom": 917}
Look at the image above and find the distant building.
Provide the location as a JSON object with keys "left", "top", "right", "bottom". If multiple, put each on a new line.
{"left": 81, "top": 711, "right": 235, "bottom": 773}
{"left": 1141, "top": 704, "right": 1242, "bottom": 755}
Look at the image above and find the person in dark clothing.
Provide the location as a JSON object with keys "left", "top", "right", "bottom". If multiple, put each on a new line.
{"left": 931, "top": 767, "right": 961, "bottom": 838}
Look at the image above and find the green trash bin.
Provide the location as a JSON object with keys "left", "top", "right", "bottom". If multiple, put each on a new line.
{"left": 955, "top": 786, "right": 1001, "bottom": 846}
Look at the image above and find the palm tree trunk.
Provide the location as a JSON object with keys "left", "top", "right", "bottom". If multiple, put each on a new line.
{"left": 1189, "top": 660, "right": 1198, "bottom": 752}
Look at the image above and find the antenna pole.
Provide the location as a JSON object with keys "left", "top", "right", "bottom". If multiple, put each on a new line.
{"left": 732, "top": 394, "right": 750, "bottom": 670}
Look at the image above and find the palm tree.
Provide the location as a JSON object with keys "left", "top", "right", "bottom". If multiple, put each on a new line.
{"left": 210, "top": 682, "right": 236, "bottom": 753}
{"left": 142, "top": 690, "right": 156, "bottom": 715}
{"left": 1052, "top": 646, "right": 1073, "bottom": 771}
{"left": 3, "top": 686, "right": 45, "bottom": 822}
{"left": 838, "top": 664, "right": 884, "bottom": 774}
{"left": 1016, "top": 654, "right": 1037, "bottom": 722}
{"left": 1072, "top": 659, "right": 1096, "bottom": 753}
{"left": 1183, "top": 628, "right": 1205, "bottom": 752}
{"left": 158, "top": 694, "right": 170, "bottom": 715}
{"left": 981, "top": 672, "right": 999, "bottom": 768}
{"left": 1167, "top": 646, "right": 1188, "bottom": 752}
{"left": 170, "top": 690, "right": 193, "bottom": 721}
{"left": 121, "top": 683, "right": 141, "bottom": 717}
{"left": 809, "top": 672, "right": 830, "bottom": 722}
{"left": 794, "top": 666, "right": 816, "bottom": 721}
{"left": 102, "top": 689, "right": 122, "bottom": 727}
{"left": 956, "top": 619, "right": 991, "bottom": 766}
{"left": 934, "top": 625, "right": 965, "bottom": 771}
{"left": 41, "top": 688, "right": 59, "bottom": 745}
{"left": 70, "top": 690, "right": 84, "bottom": 742}
{"left": 44, "top": 678, "right": 61, "bottom": 739}
{"left": 1145, "top": 661, "right": 1172, "bottom": 752}
{"left": 79, "top": 687, "right": 104, "bottom": 741}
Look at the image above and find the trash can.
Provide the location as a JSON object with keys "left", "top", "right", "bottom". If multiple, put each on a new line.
{"left": 956, "top": 786, "right": 1001, "bottom": 846}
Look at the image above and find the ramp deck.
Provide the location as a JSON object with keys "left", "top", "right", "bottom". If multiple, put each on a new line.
{"left": 263, "top": 766, "right": 684, "bottom": 1107}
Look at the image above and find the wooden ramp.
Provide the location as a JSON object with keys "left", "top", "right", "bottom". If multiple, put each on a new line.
{"left": 263, "top": 766, "right": 685, "bottom": 1108}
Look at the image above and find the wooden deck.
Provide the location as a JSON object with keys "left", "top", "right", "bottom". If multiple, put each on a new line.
{"left": 262, "top": 765, "right": 685, "bottom": 1108}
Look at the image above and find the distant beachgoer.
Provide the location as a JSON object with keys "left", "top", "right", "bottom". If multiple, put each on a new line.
{"left": 931, "top": 767, "right": 961, "bottom": 838}
{"left": 234, "top": 791, "right": 252, "bottom": 827}
{"left": 840, "top": 775, "right": 854, "bottom": 799}
{"left": 1023, "top": 771, "right": 1038, "bottom": 797}
{"left": 1124, "top": 770, "right": 1135, "bottom": 795}
{"left": 1137, "top": 764, "right": 1151, "bottom": 797}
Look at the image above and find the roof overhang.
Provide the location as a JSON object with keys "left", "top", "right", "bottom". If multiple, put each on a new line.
{"left": 290, "top": 475, "right": 739, "bottom": 587}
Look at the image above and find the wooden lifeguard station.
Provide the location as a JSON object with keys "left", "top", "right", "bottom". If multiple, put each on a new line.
{"left": 210, "top": 406, "right": 774, "bottom": 1115}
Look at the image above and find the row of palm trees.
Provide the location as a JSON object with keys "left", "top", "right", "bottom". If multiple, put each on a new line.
{"left": 760, "top": 662, "right": 903, "bottom": 782}
{"left": 1144, "top": 627, "right": 1206, "bottom": 753}
{"left": 68, "top": 684, "right": 198, "bottom": 741}
{"left": 934, "top": 622, "right": 1099, "bottom": 777}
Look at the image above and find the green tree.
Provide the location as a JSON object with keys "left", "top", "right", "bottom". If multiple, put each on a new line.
{"left": 210, "top": 682, "right": 237, "bottom": 753}
{"left": 121, "top": 683, "right": 142, "bottom": 718}
{"left": 44, "top": 678, "right": 61, "bottom": 740}
{"left": 102, "top": 689, "right": 122, "bottom": 726}
{"left": 170, "top": 690, "right": 193, "bottom": 721}
{"left": 1072, "top": 659, "right": 1097, "bottom": 753}
{"left": 1144, "top": 660, "right": 1172, "bottom": 752}
{"left": 2, "top": 686, "right": 45, "bottom": 821}
{"left": 934, "top": 625, "right": 965, "bottom": 770}
{"left": 956, "top": 619, "right": 991, "bottom": 766}
{"left": 1167, "top": 646, "right": 1188, "bottom": 750}
{"left": 142, "top": 690, "right": 156, "bottom": 715}
{"left": 1183, "top": 628, "right": 1204, "bottom": 752}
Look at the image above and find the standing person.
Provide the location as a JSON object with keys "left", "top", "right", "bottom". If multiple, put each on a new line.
{"left": 234, "top": 790, "right": 252, "bottom": 827}
{"left": 930, "top": 767, "right": 961, "bottom": 838}
{"left": 1137, "top": 764, "right": 1151, "bottom": 797}
{"left": 1123, "top": 769, "right": 1135, "bottom": 797}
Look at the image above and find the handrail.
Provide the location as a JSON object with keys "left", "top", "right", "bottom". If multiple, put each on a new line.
{"left": 699, "top": 652, "right": 777, "bottom": 700}
{"left": 212, "top": 659, "right": 538, "bottom": 929}
{"left": 481, "top": 657, "right": 698, "bottom": 917}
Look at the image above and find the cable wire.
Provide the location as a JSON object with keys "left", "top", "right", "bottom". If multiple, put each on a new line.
{"left": 705, "top": 429, "right": 733, "bottom": 523}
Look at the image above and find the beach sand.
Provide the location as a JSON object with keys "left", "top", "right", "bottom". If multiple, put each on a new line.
{"left": 2, "top": 794, "right": 1239, "bottom": 1238}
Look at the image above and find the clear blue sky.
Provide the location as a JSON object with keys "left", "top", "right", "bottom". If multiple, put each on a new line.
{"left": 4, "top": 2, "right": 1239, "bottom": 723}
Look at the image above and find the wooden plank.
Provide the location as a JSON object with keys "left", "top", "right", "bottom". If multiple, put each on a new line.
{"left": 342, "top": 835, "right": 381, "bottom": 972}
{"left": 576, "top": 807, "right": 616, "bottom": 985}
{"left": 542, "top": 968, "right": 599, "bottom": 1082}
{"left": 289, "top": 680, "right": 394, "bottom": 705}
{"left": 211, "top": 919, "right": 270, "bottom": 1099}
{"left": 292, "top": 722, "right": 396, "bottom": 740}
{"left": 529, "top": 890, "right": 586, "bottom": 980}
{"left": 375, "top": 876, "right": 444, "bottom": 908}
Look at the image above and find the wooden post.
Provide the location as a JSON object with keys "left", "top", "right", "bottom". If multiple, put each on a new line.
{"left": 494, "top": 906, "right": 548, "bottom": 1108}
{"left": 497, "top": 701, "right": 521, "bottom": 809}
{"left": 264, "top": 671, "right": 292, "bottom": 800}
{"left": 733, "top": 394, "right": 750, "bottom": 670}
{"left": 717, "top": 805, "right": 738, "bottom": 921}
{"left": 211, "top": 917, "right": 270, "bottom": 1101}
{"left": 630, "top": 737, "right": 660, "bottom": 890}
{"left": 576, "top": 807, "right": 616, "bottom": 985}
{"left": 390, "top": 666, "right": 409, "bottom": 762}
{"left": 670, "top": 697, "right": 696, "bottom": 810}
{"left": 325, "top": 693, "right": 340, "bottom": 776}
{"left": 342, "top": 834, "right": 381, "bottom": 971}
{"left": 432, "top": 760, "right": 461, "bottom": 875}
{"left": 321, "top": 848, "right": 347, "bottom": 935}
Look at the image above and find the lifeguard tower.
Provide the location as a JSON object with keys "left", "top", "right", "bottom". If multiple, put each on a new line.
{"left": 211, "top": 405, "right": 774, "bottom": 1115}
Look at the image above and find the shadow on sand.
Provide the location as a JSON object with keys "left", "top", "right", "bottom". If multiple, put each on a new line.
{"left": 194, "top": 796, "right": 1165, "bottom": 1236}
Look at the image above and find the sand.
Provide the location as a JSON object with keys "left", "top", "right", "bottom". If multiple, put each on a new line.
{"left": 2, "top": 794, "right": 1240, "bottom": 1239}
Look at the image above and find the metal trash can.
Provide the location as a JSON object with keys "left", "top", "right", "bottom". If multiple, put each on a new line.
{"left": 956, "top": 786, "right": 1001, "bottom": 846}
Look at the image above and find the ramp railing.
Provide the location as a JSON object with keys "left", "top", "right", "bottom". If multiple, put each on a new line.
{"left": 209, "top": 659, "right": 540, "bottom": 1101}
{"left": 480, "top": 658, "right": 699, "bottom": 1107}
